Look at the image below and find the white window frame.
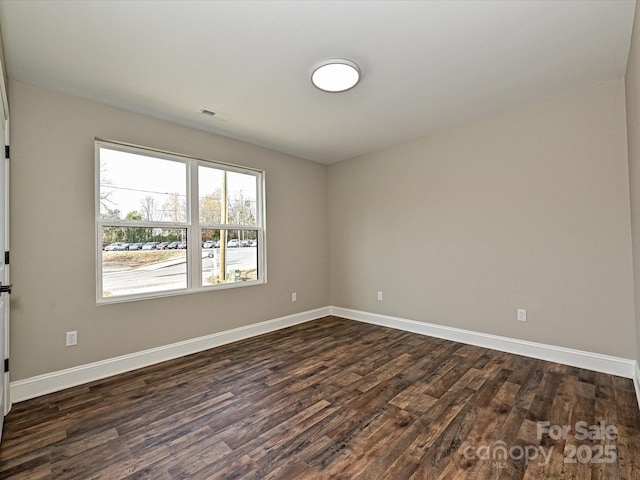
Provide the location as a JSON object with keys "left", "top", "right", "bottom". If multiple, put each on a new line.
{"left": 95, "top": 139, "right": 267, "bottom": 304}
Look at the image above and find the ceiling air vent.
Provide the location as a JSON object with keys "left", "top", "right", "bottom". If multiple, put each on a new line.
{"left": 200, "top": 108, "right": 231, "bottom": 122}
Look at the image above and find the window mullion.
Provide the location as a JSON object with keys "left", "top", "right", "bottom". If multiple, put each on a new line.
{"left": 189, "top": 161, "right": 200, "bottom": 289}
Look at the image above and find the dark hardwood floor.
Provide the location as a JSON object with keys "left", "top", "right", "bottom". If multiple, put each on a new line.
{"left": 1, "top": 316, "right": 639, "bottom": 479}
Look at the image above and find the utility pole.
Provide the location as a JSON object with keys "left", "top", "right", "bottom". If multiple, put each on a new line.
{"left": 219, "top": 171, "right": 227, "bottom": 282}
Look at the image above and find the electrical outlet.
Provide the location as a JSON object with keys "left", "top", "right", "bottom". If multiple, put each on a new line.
{"left": 377, "top": 291, "right": 383, "bottom": 301}
{"left": 291, "top": 292, "right": 297, "bottom": 302}
{"left": 517, "top": 309, "right": 527, "bottom": 322}
{"left": 66, "top": 331, "right": 78, "bottom": 347}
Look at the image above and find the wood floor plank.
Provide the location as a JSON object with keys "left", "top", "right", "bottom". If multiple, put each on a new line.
{"left": 1, "top": 316, "right": 638, "bottom": 479}
{"left": 248, "top": 403, "right": 339, "bottom": 469}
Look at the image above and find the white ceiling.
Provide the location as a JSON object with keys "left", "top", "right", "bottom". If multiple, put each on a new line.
{"left": 0, "top": 0, "right": 636, "bottom": 164}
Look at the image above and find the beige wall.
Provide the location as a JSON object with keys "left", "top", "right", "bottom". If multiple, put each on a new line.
{"left": 9, "top": 80, "right": 329, "bottom": 380}
{"left": 10, "top": 62, "right": 640, "bottom": 381}
{"left": 328, "top": 80, "right": 636, "bottom": 358}
{"left": 626, "top": 1, "right": 640, "bottom": 364}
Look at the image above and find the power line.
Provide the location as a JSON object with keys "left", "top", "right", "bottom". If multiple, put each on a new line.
{"left": 100, "top": 184, "right": 187, "bottom": 197}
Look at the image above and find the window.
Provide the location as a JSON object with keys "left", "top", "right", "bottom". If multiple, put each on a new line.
{"left": 96, "top": 140, "right": 266, "bottom": 303}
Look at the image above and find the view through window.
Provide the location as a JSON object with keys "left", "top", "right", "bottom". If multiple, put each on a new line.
{"left": 96, "top": 141, "right": 265, "bottom": 302}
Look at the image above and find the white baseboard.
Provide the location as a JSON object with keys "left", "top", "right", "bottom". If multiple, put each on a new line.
{"left": 10, "top": 307, "right": 330, "bottom": 404}
{"left": 330, "top": 306, "right": 637, "bottom": 379}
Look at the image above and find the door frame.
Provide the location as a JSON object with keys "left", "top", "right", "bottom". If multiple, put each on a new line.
{"left": 2, "top": 118, "right": 9, "bottom": 418}
{"left": 0, "top": 28, "right": 10, "bottom": 417}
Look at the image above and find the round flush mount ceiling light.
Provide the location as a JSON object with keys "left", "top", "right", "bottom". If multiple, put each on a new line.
{"left": 311, "top": 59, "right": 360, "bottom": 93}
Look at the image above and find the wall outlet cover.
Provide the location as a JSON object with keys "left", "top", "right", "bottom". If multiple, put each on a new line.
{"left": 66, "top": 331, "right": 78, "bottom": 346}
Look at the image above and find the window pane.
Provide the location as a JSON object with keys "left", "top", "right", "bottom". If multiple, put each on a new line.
{"left": 99, "top": 148, "right": 187, "bottom": 222}
{"left": 102, "top": 227, "right": 187, "bottom": 298}
{"left": 201, "top": 229, "right": 258, "bottom": 286}
{"left": 199, "top": 166, "right": 257, "bottom": 226}
{"left": 198, "top": 166, "right": 223, "bottom": 224}
{"left": 228, "top": 172, "right": 257, "bottom": 226}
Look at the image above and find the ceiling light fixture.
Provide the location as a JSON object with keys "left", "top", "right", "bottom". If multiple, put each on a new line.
{"left": 311, "top": 59, "right": 360, "bottom": 93}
